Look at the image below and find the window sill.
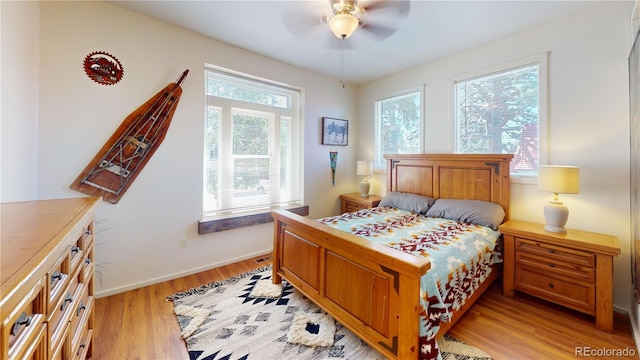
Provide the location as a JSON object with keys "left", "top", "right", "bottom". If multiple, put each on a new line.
{"left": 198, "top": 204, "right": 309, "bottom": 234}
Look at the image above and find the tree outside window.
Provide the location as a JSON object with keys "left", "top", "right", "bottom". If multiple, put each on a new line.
{"left": 455, "top": 64, "right": 541, "bottom": 177}
{"left": 374, "top": 90, "right": 422, "bottom": 169}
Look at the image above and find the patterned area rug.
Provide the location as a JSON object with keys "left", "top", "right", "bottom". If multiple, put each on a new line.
{"left": 167, "top": 267, "right": 492, "bottom": 360}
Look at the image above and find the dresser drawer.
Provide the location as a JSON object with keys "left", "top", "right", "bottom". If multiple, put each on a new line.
{"left": 48, "top": 262, "right": 82, "bottom": 353}
{"left": 73, "top": 328, "right": 92, "bottom": 360}
{"left": 3, "top": 279, "right": 45, "bottom": 360}
{"left": 8, "top": 321, "right": 46, "bottom": 360}
{"left": 70, "top": 284, "right": 90, "bottom": 350}
{"left": 47, "top": 250, "right": 71, "bottom": 315}
{"left": 516, "top": 267, "right": 595, "bottom": 314}
{"left": 81, "top": 245, "right": 94, "bottom": 286}
{"left": 515, "top": 237, "right": 595, "bottom": 267}
{"left": 49, "top": 321, "right": 70, "bottom": 360}
{"left": 71, "top": 299, "right": 93, "bottom": 360}
{"left": 80, "top": 224, "right": 94, "bottom": 250}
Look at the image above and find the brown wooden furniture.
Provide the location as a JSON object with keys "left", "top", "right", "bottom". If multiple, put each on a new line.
{"left": 272, "top": 154, "right": 512, "bottom": 359}
{"left": 1, "top": 197, "right": 100, "bottom": 360}
{"left": 500, "top": 219, "right": 620, "bottom": 332}
{"left": 340, "top": 192, "right": 382, "bottom": 213}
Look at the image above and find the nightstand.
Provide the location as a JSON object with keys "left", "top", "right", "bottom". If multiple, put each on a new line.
{"left": 340, "top": 192, "right": 382, "bottom": 214}
{"left": 500, "top": 219, "right": 620, "bottom": 332}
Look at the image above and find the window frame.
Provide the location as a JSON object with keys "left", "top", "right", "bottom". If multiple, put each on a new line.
{"left": 373, "top": 85, "right": 425, "bottom": 171}
{"left": 202, "top": 65, "right": 304, "bottom": 223}
{"left": 449, "top": 52, "right": 548, "bottom": 183}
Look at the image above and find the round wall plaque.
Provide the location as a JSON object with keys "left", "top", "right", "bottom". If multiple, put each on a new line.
{"left": 83, "top": 51, "right": 124, "bottom": 86}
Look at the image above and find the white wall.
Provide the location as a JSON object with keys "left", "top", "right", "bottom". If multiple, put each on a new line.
{"left": 1, "top": 1, "right": 39, "bottom": 202}
{"left": 357, "top": 2, "right": 634, "bottom": 312}
{"left": 33, "top": 1, "right": 357, "bottom": 297}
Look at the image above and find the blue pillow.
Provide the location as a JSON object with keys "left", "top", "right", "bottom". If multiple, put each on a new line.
{"left": 378, "top": 191, "right": 436, "bottom": 214}
{"left": 425, "top": 199, "right": 505, "bottom": 230}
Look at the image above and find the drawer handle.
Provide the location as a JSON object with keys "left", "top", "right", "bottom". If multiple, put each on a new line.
{"left": 548, "top": 283, "right": 555, "bottom": 288}
{"left": 78, "top": 342, "right": 87, "bottom": 356}
{"left": 85, "top": 257, "right": 92, "bottom": 265}
{"left": 77, "top": 302, "right": 86, "bottom": 316}
{"left": 71, "top": 245, "right": 81, "bottom": 255}
{"left": 84, "top": 229, "right": 92, "bottom": 236}
{"left": 549, "top": 249, "right": 555, "bottom": 254}
{"left": 10, "top": 312, "right": 32, "bottom": 336}
{"left": 51, "top": 271, "right": 63, "bottom": 284}
{"left": 549, "top": 263, "right": 555, "bottom": 268}
{"left": 61, "top": 293, "right": 74, "bottom": 312}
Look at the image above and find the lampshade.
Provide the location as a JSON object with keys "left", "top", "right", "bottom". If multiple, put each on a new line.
{"left": 538, "top": 165, "right": 580, "bottom": 233}
{"left": 329, "top": 13, "right": 359, "bottom": 39}
{"left": 357, "top": 160, "right": 373, "bottom": 198}
{"left": 356, "top": 160, "right": 373, "bottom": 176}
{"left": 538, "top": 165, "right": 580, "bottom": 194}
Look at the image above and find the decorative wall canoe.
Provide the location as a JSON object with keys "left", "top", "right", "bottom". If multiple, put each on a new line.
{"left": 70, "top": 69, "right": 189, "bottom": 203}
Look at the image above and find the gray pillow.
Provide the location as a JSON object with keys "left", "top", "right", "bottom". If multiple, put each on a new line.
{"left": 425, "top": 199, "right": 505, "bottom": 230}
{"left": 378, "top": 191, "right": 436, "bottom": 214}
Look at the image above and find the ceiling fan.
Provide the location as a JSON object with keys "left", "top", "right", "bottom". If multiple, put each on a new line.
{"left": 327, "top": 0, "right": 410, "bottom": 40}
{"left": 284, "top": 0, "right": 411, "bottom": 45}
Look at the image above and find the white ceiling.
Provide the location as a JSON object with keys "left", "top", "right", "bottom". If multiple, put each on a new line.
{"left": 109, "top": 0, "right": 605, "bottom": 84}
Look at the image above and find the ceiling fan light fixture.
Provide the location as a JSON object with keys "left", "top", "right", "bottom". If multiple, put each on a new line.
{"left": 329, "top": 13, "right": 359, "bottom": 39}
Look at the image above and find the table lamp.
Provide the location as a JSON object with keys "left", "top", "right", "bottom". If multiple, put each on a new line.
{"left": 357, "top": 160, "right": 373, "bottom": 198}
{"left": 537, "top": 165, "right": 580, "bottom": 233}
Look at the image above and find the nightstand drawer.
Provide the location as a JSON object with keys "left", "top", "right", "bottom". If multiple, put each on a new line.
{"left": 515, "top": 252, "right": 595, "bottom": 282}
{"left": 344, "top": 202, "right": 368, "bottom": 213}
{"left": 340, "top": 193, "right": 382, "bottom": 214}
{"left": 516, "top": 268, "right": 595, "bottom": 314}
{"left": 515, "top": 237, "right": 595, "bottom": 268}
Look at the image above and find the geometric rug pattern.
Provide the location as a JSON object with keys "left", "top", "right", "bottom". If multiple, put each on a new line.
{"left": 168, "top": 266, "right": 492, "bottom": 360}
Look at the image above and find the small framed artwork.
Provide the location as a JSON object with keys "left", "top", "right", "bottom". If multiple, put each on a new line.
{"left": 322, "top": 117, "right": 348, "bottom": 146}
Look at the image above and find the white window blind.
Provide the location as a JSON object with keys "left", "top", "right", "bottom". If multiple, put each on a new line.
{"left": 204, "top": 68, "right": 301, "bottom": 215}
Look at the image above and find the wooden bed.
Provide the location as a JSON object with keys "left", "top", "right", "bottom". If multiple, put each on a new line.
{"left": 271, "top": 154, "right": 512, "bottom": 359}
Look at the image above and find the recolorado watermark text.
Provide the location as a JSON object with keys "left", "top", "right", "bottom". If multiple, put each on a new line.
{"left": 575, "top": 346, "right": 636, "bottom": 357}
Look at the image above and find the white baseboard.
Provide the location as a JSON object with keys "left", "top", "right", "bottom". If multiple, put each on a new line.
{"left": 625, "top": 304, "right": 640, "bottom": 354}
{"left": 94, "top": 249, "right": 272, "bottom": 298}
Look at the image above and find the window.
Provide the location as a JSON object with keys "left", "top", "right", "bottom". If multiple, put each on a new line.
{"left": 204, "top": 68, "right": 302, "bottom": 216}
{"left": 374, "top": 88, "right": 422, "bottom": 169}
{"left": 453, "top": 54, "right": 547, "bottom": 177}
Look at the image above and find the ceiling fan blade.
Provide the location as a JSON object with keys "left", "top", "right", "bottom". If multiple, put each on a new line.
{"left": 282, "top": 11, "right": 326, "bottom": 39}
{"left": 361, "top": 0, "right": 410, "bottom": 18}
{"left": 361, "top": 23, "right": 398, "bottom": 40}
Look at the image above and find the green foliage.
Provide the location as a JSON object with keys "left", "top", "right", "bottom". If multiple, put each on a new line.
{"left": 379, "top": 92, "right": 421, "bottom": 155}
{"left": 456, "top": 66, "right": 538, "bottom": 156}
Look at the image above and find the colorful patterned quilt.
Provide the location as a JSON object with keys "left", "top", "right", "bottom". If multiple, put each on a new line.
{"left": 317, "top": 206, "right": 502, "bottom": 360}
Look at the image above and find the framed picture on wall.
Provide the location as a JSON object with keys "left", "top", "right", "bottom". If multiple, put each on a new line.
{"left": 322, "top": 117, "right": 348, "bottom": 146}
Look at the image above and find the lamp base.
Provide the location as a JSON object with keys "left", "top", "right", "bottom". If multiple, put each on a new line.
{"left": 543, "top": 201, "right": 569, "bottom": 234}
{"left": 360, "top": 181, "right": 370, "bottom": 198}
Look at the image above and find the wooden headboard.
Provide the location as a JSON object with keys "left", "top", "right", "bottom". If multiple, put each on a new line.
{"left": 384, "top": 154, "right": 513, "bottom": 219}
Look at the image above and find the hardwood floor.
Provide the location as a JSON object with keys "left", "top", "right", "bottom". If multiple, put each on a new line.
{"left": 93, "top": 254, "right": 637, "bottom": 360}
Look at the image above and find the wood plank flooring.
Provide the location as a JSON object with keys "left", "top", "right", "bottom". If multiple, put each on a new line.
{"left": 92, "top": 254, "right": 637, "bottom": 360}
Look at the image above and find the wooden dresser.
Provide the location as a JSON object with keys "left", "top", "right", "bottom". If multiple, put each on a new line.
{"left": 1, "top": 197, "right": 101, "bottom": 360}
{"left": 500, "top": 219, "right": 620, "bottom": 332}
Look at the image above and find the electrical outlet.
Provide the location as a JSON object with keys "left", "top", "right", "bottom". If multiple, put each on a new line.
{"left": 179, "top": 238, "right": 187, "bottom": 249}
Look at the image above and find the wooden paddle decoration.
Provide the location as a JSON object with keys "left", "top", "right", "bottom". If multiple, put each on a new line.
{"left": 70, "top": 69, "right": 189, "bottom": 203}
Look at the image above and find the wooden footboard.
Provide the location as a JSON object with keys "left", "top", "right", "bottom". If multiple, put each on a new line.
{"left": 272, "top": 154, "right": 512, "bottom": 359}
{"left": 272, "top": 209, "right": 430, "bottom": 359}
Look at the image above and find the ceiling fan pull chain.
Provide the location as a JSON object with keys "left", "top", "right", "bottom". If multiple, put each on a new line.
{"left": 340, "top": 35, "right": 346, "bottom": 88}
